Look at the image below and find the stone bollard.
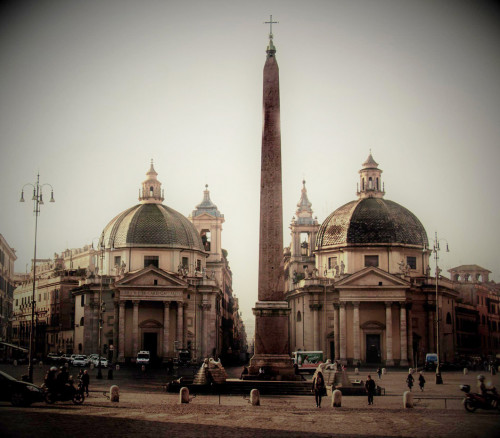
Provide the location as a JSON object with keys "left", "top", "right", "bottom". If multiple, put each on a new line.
{"left": 382, "top": 368, "right": 387, "bottom": 375}
{"left": 463, "top": 368, "right": 468, "bottom": 375}
{"left": 141, "top": 365, "right": 146, "bottom": 373}
{"left": 354, "top": 367, "right": 359, "bottom": 375}
{"left": 90, "top": 363, "right": 94, "bottom": 370}
{"left": 39, "top": 361, "right": 43, "bottom": 368}
{"left": 332, "top": 389, "right": 342, "bottom": 407}
{"left": 13, "top": 360, "right": 17, "bottom": 367}
{"left": 250, "top": 389, "right": 260, "bottom": 406}
{"left": 116, "top": 364, "right": 120, "bottom": 371}
{"left": 110, "top": 385, "right": 119, "bottom": 402}
{"left": 403, "top": 391, "right": 413, "bottom": 408}
{"left": 180, "top": 387, "right": 190, "bottom": 404}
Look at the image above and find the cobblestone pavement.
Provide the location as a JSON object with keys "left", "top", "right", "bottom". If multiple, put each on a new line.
{"left": 1, "top": 364, "right": 499, "bottom": 437}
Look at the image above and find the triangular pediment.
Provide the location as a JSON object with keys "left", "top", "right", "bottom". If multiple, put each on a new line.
{"left": 115, "top": 265, "right": 187, "bottom": 288}
{"left": 336, "top": 266, "right": 410, "bottom": 289}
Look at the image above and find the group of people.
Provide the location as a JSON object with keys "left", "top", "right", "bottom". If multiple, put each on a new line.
{"left": 406, "top": 370, "right": 426, "bottom": 392}
{"left": 44, "top": 365, "right": 90, "bottom": 396}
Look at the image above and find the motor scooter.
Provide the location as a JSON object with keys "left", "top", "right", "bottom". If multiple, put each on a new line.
{"left": 44, "top": 379, "right": 85, "bottom": 405}
{"left": 460, "top": 384, "right": 500, "bottom": 413}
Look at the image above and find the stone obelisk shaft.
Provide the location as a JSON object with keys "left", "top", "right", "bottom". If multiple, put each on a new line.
{"left": 249, "top": 39, "right": 295, "bottom": 380}
{"left": 258, "top": 48, "right": 283, "bottom": 302}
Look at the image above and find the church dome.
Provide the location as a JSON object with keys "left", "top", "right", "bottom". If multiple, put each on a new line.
{"left": 316, "top": 153, "right": 428, "bottom": 249}
{"left": 316, "top": 198, "right": 428, "bottom": 248}
{"left": 99, "top": 162, "right": 204, "bottom": 252}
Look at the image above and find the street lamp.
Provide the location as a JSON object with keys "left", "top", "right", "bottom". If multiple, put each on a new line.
{"left": 97, "top": 237, "right": 105, "bottom": 379}
{"left": 20, "top": 173, "right": 55, "bottom": 383}
{"left": 428, "top": 231, "right": 449, "bottom": 384}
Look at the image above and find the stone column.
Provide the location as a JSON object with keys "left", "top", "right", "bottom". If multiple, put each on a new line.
{"left": 112, "top": 297, "right": 119, "bottom": 363}
{"left": 339, "top": 302, "right": 347, "bottom": 364}
{"left": 202, "top": 303, "right": 211, "bottom": 358}
{"left": 183, "top": 303, "right": 188, "bottom": 349}
{"left": 176, "top": 301, "right": 183, "bottom": 350}
{"left": 353, "top": 302, "right": 360, "bottom": 363}
{"left": 163, "top": 301, "right": 170, "bottom": 359}
{"left": 118, "top": 301, "right": 125, "bottom": 362}
{"left": 385, "top": 301, "right": 394, "bottom": 366}
{"left": 310, "top": 303, "right": 321, "bottom": 351}
{"left": 92, "top": 295, "right": 99, "bottom": 353}
{"left": 132, "top": 300, "right": 139, "bottom": 356}
{"left": 333, "top": 304, "right": 340, "bottom": 360}
{"left": 428, "top": 309, "right": 435, "bottom": 353}
{"left": 407, "top": 304, "right": 414, "bottom": 367}
{"left": 400, "top": 302, "right": 408, "bottom": 366}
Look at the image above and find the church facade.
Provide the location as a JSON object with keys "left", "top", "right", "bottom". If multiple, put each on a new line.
{"left": 12, "top": 162, "right": 245, "bottom": 364}
{"left": 285, "top": 154, "right": 458, "bottom": 367}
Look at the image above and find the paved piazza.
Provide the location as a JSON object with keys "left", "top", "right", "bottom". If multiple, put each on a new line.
{"left": 0, "top": 364, "right": 498, "bottom": 437}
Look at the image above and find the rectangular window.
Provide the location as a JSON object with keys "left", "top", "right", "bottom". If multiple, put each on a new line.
{"left": 196, "top": 259, "right": 201, "bottom": 271}
{"left": 328, "top": 257, "right": 337, "bottom": 269}
{"left": 182, "top": 257, "right": 189, "bottom": 268}
{"left": 144, "top": 256, "right": 159, "bottom": 269}
{"left": 406, "top": 256, "right": 417, "bottom": 270}
{"left": 364, "top": 255, "right": 379, "bottom": 267}
{"left": 114, "top": 256, "right": 121, "bottom": 267}
{"left": 81, "top": 295, "right": 85, "bottom": 307}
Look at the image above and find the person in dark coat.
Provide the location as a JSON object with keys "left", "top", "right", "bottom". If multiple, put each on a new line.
{"left": 418, "top": 372, "right": 426, "bottom": 391}
{"left": 406, "top": 372, "right": 414, "bottom": 391}
{"left": 365, "top": 374, "right": 376, "bottom": 405}
{"left": 376, "top": 367, "right": 382, "bottom": 379}
{"left": 311, "top": 371, "right": 326, "bottom": 408}
{"left": 82, "top": 369, "right": 90, "bottom": 396}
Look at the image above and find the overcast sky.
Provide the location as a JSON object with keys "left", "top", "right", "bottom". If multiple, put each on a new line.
{"left": 1, "top": 0, "right": 499, "bottom": 334}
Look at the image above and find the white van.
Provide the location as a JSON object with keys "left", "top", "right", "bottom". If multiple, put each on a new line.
{"left": 136, "top": 351, "right": 150, "bottom": 365}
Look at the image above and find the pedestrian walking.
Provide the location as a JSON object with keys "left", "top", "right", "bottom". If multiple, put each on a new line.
{"left": 365, "top": 374, "right": 376, "bottom": 405}
{"left": 376, "top": 367, "right": 382, "bottom": 379}
{"left": 311, "top": 371, "right": 326, "bottom": 408}
{"left": 418, "top": 372, "right": 425, "bottom": 391}
{"left": 82, "top": 369, "right": 90, "bottom": 396}
{"left": 406, "top": 372, "right": 414, "bottom": 391}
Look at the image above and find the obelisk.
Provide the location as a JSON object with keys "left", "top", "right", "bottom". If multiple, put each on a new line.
{"left": 248, "top": 17, "right": 295, "bottom": 379}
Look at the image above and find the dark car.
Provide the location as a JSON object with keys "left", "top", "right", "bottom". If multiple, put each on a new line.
{"left": 0, "top": 370, "right": 44, "bottom": 406}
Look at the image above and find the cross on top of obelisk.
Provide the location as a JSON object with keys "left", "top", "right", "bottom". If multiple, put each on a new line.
{"left": 264, "top": 14, "right": 278, "bottom": 40}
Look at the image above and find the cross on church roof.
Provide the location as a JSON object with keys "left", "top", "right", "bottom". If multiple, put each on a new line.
{"left": 264, "top": 14, "right": 278, "bottom": 39}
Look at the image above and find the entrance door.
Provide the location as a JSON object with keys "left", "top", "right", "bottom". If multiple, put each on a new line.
{"left": 143, "top": 332, "right": 158, "bottom": 359}
{"left": 366, "top": 334, "right": 381, "bottom": 363}
{"left": 329, "top": 341, "right": 335, "bottom": 361}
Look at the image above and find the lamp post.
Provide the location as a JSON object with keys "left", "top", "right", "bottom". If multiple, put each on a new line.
{"left": 20, "top": 173, "right": 55, "bottom": 383}
{"left": 97, "top": 238, "right": 105, "bottom": 379}
{"left": 430, "top": 231, "right": 449, "bottom": 384}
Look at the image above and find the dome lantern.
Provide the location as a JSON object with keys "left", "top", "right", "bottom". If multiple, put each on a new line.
{"left": 357, "top": 151, "right": 385, "bottom": 199}
{"left": 139, "top": 159, "right": 164, "bottom": 204}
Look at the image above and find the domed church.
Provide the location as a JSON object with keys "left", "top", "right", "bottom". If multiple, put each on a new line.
{"left": 284, "top": 153, "right": 458, "bottom": 367}
{"left": 73, "top": 162, "right": 234, "bottom": 364}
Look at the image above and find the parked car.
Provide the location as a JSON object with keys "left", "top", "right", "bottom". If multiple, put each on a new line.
{"left": 60, "top": 354, "right": 72, "bottom": 364}
{"left": 0, "top": 370, "right": 44, "bottom": 406}
{"left": 92, "top": 356, "right": 108, "bottom": 367}
{"left": 46, "top": 353, "right": 62, "bottom": 363}
{"left": 71, "top": 355, "right": 87, "bottom": 367}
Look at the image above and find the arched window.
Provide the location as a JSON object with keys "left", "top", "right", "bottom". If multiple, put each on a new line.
{"left": 368, "top": 177, "right": 373, "bottom": 189}
{"left": 80, "top": 317, "right": 84, "bottom": 327}
{"left": 362, "top": 179, "right": 365, "bottom": 190}
{"left": 296, "top": 311, "right": 302, "bottom": 322}
{"left": 149, "top": 186, "right": 154, "bottom": 196}
{"left": 376, "top": 177, "right": 379, "bottom": 190}
{"left": 446, "top": 312, "right": 452, "bottom": 325}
